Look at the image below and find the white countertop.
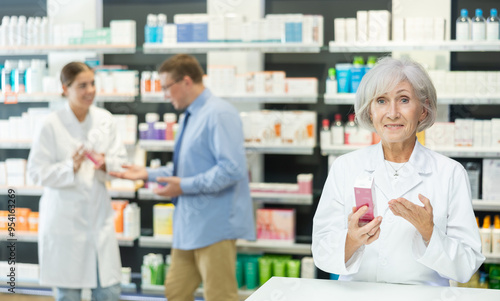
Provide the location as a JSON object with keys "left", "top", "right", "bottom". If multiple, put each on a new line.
{"left": 246, "top": 277, "right": 500, "bottom": 301}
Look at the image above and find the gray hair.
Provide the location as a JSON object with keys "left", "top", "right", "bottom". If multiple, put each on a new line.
{"left": 354, "top": 57, "right": 437, "bottom": 133}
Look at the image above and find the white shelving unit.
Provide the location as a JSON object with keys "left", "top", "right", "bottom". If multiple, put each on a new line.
{"left": 141, "top": 284, "right": 255, "bottom": 299}
{"left": 138, "top": 140, "right": 315, "bottom": 155}
{"left": 141, "top": 93, "right": 318, "bottom": 104}
{"left": 1, "top": 93, "right": 137, "bottom": 103}
{"left": 0, "top": 186, "right": 136, "bottom": 199}
{"left": 0, "top": 141, "right": 32, "bottom": 149}
{"left": 472, "top": 200, "right": 500, "bottom": 212}
{"left": 0, "top": 231, "right": 138, "bottom": 247}
{"left": 328, "top": 40, "right": 500, "bottom": 53}
{"left": 143, "top": 42, "right": 322, "bottom": 54}
{"left": 137, "top": 188, "right": 312, "bottom": 205}
{"left": 0, "top": 44, "right": 136, "bottom": 56}
{"left": 139, "top": 236, "right": 312, "bottom": 255}
{"left": 0, "top": 279, "right": 137, "bottom": 294}
{"left": 324, "top": 94, "right": 500, "bottom": 105}
{"left": 321, "top": 144, "right": 500, "bottom": 158}
{"left": 484, "top": 253, "right": 500, "bottom": 264}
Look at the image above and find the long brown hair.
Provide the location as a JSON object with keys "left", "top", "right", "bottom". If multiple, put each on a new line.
{"left": 60, "top": 62, "right": 93, "bottom": 87}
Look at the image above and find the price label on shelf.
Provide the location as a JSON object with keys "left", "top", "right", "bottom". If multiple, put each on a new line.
{"left": 4, "top": 92, "right": 18, "bottom": 104}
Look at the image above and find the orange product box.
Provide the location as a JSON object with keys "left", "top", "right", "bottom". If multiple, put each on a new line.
{"left": 0, "top": 211, "right": 8, "bottom": 231}
{"left": 111, "top": 200, "right": 129, "bottom": 233}
{"left": 28, "top": 212, "right": 39, "bottom": 232}
{"left": 16, "top": 208, "right": 31, "bottom": 231}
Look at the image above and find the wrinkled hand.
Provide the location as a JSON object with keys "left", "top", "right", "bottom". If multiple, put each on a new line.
{"left": 154, "top": 177, "right": 183, "bottom": 198}
{"left": 347, "top": 206, "right": 383, "bottom": 247}
{"left": 388, "top": 194, "right": 434, "bottom": 242}
{"left": 108, "top": 164, "right": 148, "bottom": 180}
{"left": 72, "top": 145, "right": 86, "bottom": 173}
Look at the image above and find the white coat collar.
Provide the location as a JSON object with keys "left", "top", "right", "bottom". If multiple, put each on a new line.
{"left": 58, "top": 102, "right": 94, "bottom": 141}
{"left": 363, "top": 139, "right": 432, "bottom": 200}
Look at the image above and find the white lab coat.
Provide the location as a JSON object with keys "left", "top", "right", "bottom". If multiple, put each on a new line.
{"left": 27, "top": 103, "right": 127, "bottom": 288}
{"left": 312, "top": 141, "right": 485, "bottom": 286}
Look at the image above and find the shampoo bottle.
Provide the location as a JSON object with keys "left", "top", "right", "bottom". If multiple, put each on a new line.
{"left": 481, "top": 215, "right": 492, "bottom": 254}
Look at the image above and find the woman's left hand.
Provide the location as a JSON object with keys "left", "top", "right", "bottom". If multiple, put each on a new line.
{"left": 388, "top": 194, "right": 434, "bottom": 243}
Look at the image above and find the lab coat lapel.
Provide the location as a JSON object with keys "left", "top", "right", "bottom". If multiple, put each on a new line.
{"left": 58, "top": 102, "right": 87, "bottom": 141}
{"left": 367, "top": 143, "right": 393, "bottom": 201}
{"left": 398, "top": 141, "right": 432, "bottom": 198}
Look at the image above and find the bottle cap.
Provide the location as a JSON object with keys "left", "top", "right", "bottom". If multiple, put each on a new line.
{"left": 492, "top": 8, "right": 498, "bottom": 17}
{"left": 483, "top": 215, "right": 491, "bottom": 228}
{"left": 461, "top": 9, "right": 468, "bottom": 17}
{"left": 328, "top": 68, "right": 336, "bottom": 78}
{"left": 334, "top": 113, "right": 342, "bottom": 122}
{"left": 494, "top": 215, "right": 500, "bottom": 229}
{"left": 322, "top": 119, "right": 330, "bottom": 128}
{"left": 348, "top": 114, "right": 355, "bottom": 122}
{"left": 476, "top": 8, "right": 483, "bottom": 17}
{"left": 367, "top": 56, "right": 377, "bottom": 67}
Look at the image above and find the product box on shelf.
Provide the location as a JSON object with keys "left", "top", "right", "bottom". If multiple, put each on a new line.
{"left": 256, "top": 208, "right": 295, "bottom": 243}
{"left": 110, "top": 20, "right": 136, "bottom": 45}
{"left": 5, "top": 159, "right": 26, "bottom": 187}
{"left": 153, "top": 203, "right": 175, "bottom": 237}
{"left": 483, "top": 159, "right": 500, "bottom": 201}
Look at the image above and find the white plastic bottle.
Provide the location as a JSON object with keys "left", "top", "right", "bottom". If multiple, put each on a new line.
{"left": 492, "top": 215, "right": 500, "bottom": 255}
{"left": 157, "top": 14, "right": 167, "bottom": 44}
{"left": 487, "top": 8, "right": 499, "bottom": 40}
{"left": 325, "top": 68, "right": 337, "bottom": 95}
{"left": 344, "top": 113, "right": 357, "bottom": 145}
{"left": 480, "top": 215, "right": 492, "bottom": 254}
{"left": 17, "top": 15, "right": 26, "bottom": 46}
{"left": 472, "top": 8, "right": 486, "bottom": 41}
{"left": 456, "top": 9, "right": 471, "bottom": 41}
{"left": 26, "top": 17, "right": 34, "bottom": 46}
{"left": 8, "top": 16, "right": 18, "bottom": 46}
{"left": 123, "top": 203, "right": 135, "bottom": 238}
{"left": 0, "top": 16, "right": 9, "bottom": 46}
{"left": 320, "top": 119, "right": 331, "bottom": 146}
{"left": 331, "top": 113, "right": 344, "bottom": 145}
{"left": 33, "top": 17, "right": 41, "bottom": 45}
{"left": 40, "top": 17, "right": 49, "bottom": 45}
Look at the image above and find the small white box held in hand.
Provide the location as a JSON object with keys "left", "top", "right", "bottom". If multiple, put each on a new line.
{"left": 354, "top": 175, "right": 377, "bottom": 226}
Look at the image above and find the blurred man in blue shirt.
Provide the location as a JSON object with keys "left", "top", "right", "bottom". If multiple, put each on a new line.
{"left": 110, "top": 54, "right": 255, "bottom": 301}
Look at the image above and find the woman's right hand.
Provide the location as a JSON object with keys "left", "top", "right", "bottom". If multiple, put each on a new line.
{"left": 345, "top": 206, "right": 383, "bottom": 262}
{"left": 72, "top": 145, "right": 86, "bottom": 173}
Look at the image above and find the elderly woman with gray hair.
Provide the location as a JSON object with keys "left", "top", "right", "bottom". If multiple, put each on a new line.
{"left": 312, "top": 57, "right": 484, "bottom": 286}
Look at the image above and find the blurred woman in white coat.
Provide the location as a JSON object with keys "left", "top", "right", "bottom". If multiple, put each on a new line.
{"left": 27, "top": 62, "right": 126, "bottom": 301}
{"left": 312, "top": 57, "right": 484, "bottom": 286}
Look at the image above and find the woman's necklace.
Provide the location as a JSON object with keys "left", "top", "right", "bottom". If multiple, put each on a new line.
{"left": 386, "top": 160, "right": 408, "bottom": 178}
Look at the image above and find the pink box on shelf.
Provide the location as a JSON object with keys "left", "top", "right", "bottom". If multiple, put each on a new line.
{"left": 297, "top": 173, "right": 313, "bottom": 194}
{"left": 354, "top": 175, "right": 377, "bottom": 225}
{"left": 256, "top": 209, "right": 295, "bottom": 243}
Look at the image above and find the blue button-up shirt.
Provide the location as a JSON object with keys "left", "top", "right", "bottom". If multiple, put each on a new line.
{"left": 147, "top": 89, "right": 256, "bottom": 250}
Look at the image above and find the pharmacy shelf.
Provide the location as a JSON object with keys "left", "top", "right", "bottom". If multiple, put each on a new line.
{"left": 2, "top": 93, "right": 137, "bottom": 103}
{"left": 137, "top": 188, "right": 312, "bottom": 205}
{"left": 141, "top": 94, "right": 318, "bottom": 104}
{"left": 0, "top": 186, "right": 136, "bottom": 199}
{"left": 0, "top": 280, "right": 137, "bottom": 294}
{"left": 484, "top": 253, "right": 500, "bottom": 264}
{"left": 139, "top": 236, "right": 312, "bottom": 255}
{"left": 0, "top": 231, "right": 38, "bottom": 243}
{"left": 321, "top": 144, "right": 500, "bottom": 158}
{"left": 0, "top": 141, "right": 32, "bottom": 149}
{"left": 0, "top": 44, "right": 136, "bottom": 56}
{"left": 324, "top": 94, "right": 500, "bottom": 105}
{"left": 472, "top": 200, "right": 500, "bottom": 212}
{"left": 138, "top": 140, "right": 315, "bottom": 155}
{"left": 244, "top": 144, "right": 315, "bottom": 155}
{"left": 251, "top": 192, "right": 313, "bottom": 205}
{"left": 328, "top": 40, "right": 500, "bottom": 53}
{"left": 0, "top": 231, "right": 137, "bottom": 247}
{"left": 143, "top": 42, "right": 322, "bottom": 53}
{"left": 137, "top": 188, "right": 171, "bottom": 201}
{"left": 138, "top": 140, "right": 175, "bottom": 152}
{"left": 141, "top": 284, "right": 255, "bottom": 299}
{"left": 0, "top": 186, "right": 43, "bottom": 196}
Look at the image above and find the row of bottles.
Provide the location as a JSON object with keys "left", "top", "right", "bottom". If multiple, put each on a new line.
{"left": 326, "top": 56, "right": 377, "bottom": 95}
{"left": 0, "top": 16, "right": 50, "bottom": 46}
{"left": 456, "top": 8, "right": 499, "bottom": 41}
{"left": 479, "top": 215, "right": 500, "bottom": 255}
{"left": 321, "top": 114, "right": 378, "bottom": 146}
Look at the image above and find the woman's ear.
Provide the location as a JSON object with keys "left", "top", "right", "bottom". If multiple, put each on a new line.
{"left": 62, "top": 84, "right": 68, "bottom": 97}
{"left": 419, "top": 99, "right": 429, "bottom": 122}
